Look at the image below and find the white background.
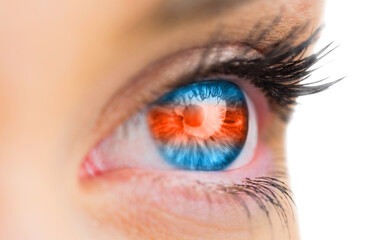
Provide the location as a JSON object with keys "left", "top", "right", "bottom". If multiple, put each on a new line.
{"left": 287, "top": 0, "right": 380, "bottom": 239}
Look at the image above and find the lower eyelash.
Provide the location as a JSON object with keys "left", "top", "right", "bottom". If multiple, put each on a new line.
{"left": 149, "top": 175, "right": 294, "bottom": 234}
{"left": 202, "top": 177, "right": 294, "bottom": 233}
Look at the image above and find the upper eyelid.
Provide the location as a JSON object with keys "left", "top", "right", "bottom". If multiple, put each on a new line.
{"left": 91, "top": 43, "right": 262, "bottom": 141}
{"left": 90, "top": 23, "right": 336, "bottom": 152}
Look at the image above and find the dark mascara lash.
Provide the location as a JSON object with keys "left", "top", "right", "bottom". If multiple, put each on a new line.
{"left": 191, "top": 24, "right": 341, "bottom": 121}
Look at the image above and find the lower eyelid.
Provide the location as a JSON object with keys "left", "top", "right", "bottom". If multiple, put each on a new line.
{"left": 82, "top": 179, "right": 253, "bottom": 238}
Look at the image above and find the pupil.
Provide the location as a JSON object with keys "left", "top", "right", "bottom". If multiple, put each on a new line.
{"left": 183, "top": 104, "right": 204, "bottom": 127}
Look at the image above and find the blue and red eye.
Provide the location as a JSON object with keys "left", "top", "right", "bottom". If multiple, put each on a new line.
{"left": 80, "top": 78, "right": 266, "bottom": 178}
{"left": 148, "top": 80, "right": 248, "bottom": 171}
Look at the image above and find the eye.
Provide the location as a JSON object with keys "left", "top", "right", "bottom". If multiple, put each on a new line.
{"left": 81, "top": 78, "right": 261, "bottom": 176}
{"left": 148, "top": 80, "right": 252, "bottom": 171}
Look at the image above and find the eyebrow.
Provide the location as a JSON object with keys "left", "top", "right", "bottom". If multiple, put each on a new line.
{"left": 152, "top": 0, "right": 255, "bottom": 26}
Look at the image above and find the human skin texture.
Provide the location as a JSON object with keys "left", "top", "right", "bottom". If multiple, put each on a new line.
{"left": 0, "top": 0, "right": 324, "bottom": 240}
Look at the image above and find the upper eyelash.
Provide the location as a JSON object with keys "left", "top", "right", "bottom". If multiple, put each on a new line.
{"left": 185, "top": 24, "right": 341, "bottom": 121}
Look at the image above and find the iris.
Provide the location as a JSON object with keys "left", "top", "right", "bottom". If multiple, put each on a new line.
{"left": 148, "top": 80, "right": 248, "bottom": 171}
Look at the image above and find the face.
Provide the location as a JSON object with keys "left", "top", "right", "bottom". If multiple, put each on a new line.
{"left": 0, "top": 0, "right": 327, "bottom": 239}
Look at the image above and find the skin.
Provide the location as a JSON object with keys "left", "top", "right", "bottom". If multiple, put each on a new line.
{"left": 0, "top": 0, "right": 324, "bottom": 239}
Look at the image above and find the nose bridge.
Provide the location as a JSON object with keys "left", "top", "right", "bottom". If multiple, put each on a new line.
{"left": 0, "top": 155, "right": 74, "bottom": 240}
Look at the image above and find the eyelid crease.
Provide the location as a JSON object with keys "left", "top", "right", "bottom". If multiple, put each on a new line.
{"left": 154, "top": 0, "right": 255, "bottom": 26}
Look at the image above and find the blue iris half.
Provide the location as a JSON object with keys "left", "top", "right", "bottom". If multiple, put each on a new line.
{"left": 151, "top": 80, "right": 248, "bottom": 171}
